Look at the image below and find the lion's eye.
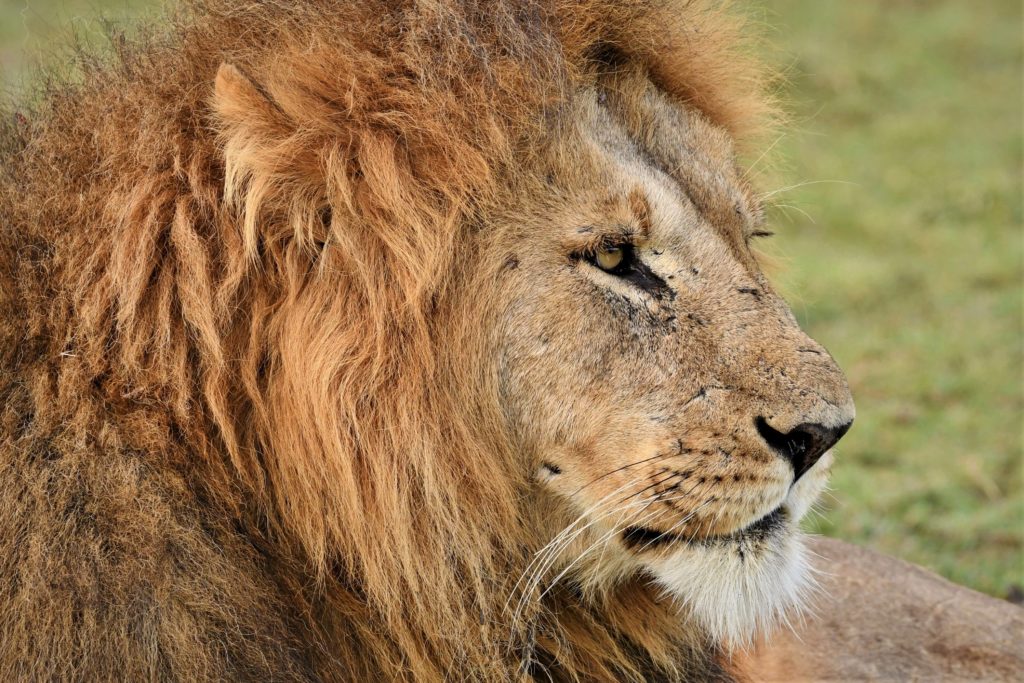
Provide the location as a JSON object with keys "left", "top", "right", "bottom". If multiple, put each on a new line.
{"left": 589, "top": 244, "right": 634, "bottom": 275}
{"left": 580, "top": 242, "right": 671, "bottom": 299}
{"left": 595, "top": 246, "right": 625, "bottom": 271}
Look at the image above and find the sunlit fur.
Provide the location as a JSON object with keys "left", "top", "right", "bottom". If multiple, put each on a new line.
{"left": 0, "top": 1, "right": 851, "bottom": 681}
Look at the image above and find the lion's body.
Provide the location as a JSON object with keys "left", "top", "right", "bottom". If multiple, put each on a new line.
{"left": 0, "top": 2, "right": 853, "bottom": 681}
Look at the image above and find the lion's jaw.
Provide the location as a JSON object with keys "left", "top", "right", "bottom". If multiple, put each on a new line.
{"left": 642, "top": 449, "right": 833, "bottom": 649}
{"left": 532, "top": 448, "right": 833, "bottom": 649}
{"left": 498, "top": 69, "right": 854, "bottom": 651}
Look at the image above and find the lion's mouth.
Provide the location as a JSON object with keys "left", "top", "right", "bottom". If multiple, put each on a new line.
{"left": 622, "top": 506, "right": 787, "bottom": 551}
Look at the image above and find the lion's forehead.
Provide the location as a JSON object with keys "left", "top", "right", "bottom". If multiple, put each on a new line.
{"left": 546, "top": 80, "right": 761, "bottom": 257}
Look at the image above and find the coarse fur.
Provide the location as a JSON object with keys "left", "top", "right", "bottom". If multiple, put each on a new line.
{"left": 0, "top": 1, "right": 853, "bottom": 681}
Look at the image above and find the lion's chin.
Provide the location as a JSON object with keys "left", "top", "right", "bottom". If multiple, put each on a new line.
{"left": 642, "top": 457, "right": 833, "bottom": 648}
{"left": 645, "top": 516, "right": 814, "bottom": 649}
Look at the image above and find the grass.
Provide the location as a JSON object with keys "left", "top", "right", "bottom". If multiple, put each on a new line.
{"left": 2, "top": 1, "right": 1021, "bottom": 599}
{"left": 763, "top": 0, "right": 1023, "bottom": 599}
{"left": 0, "top": 1, "right": 153, "bottom": 89}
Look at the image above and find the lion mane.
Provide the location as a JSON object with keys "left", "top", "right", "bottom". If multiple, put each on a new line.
{"left": 0, "top": 1, "right": 773, "bottom": 680}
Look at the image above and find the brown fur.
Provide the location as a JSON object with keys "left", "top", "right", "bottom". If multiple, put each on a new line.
{"left": 0, "top": 1, "right": 837, "bottom": 681}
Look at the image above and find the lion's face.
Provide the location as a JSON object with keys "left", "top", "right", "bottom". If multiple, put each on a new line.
{"left": 493, "top": 72, "right": 854, "bottom": 645}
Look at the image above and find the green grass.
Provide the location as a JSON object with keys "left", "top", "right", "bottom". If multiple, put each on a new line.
{"left": 2, "top": 1, "right": 1021, "bottom": 599}
{"left": 763, "top": 0, "right": 1023, "bottom": 599}
{"left": 0, "top": 0, "right": 152, "bottom": 91}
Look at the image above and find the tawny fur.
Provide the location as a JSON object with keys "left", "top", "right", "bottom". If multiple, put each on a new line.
{"left": 0, "top": 1, "right": 836, "bottom": 681}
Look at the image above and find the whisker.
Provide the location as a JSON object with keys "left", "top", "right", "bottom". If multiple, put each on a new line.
{"left": 618, "top": 469, "right": 685, "bottom": 505}
{"left": 505, "top": 477, "right": 641, "bottom": 616}
{"left": 567, "top": 450, "right": 676, "bottom": 497}
{"left": 771, "top": 202, "right": 816, "bottom": 224}
{"left": 507, "top": 478, "right": 655, "bottom": 633}
{"left": 633, "top": 497, "right": 713, "bottom": 554}
{"left": 511, "top": 478, "right": 685, "bottom": 630}
{"left": 509, "top": 501, "right": 644, "bottom": 640}
{"left": 758, "top": 179, "right": 857, "bottom": 202}
{"left": 536, "top": 495, "right": 668, "bottom": 602}
{"left": 741, "top": 131, "right": 787, "bottom": 181}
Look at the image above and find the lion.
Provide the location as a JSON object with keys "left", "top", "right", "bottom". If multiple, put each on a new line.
{"left": 0, "top": 1, "right": 855, "bottom": 680}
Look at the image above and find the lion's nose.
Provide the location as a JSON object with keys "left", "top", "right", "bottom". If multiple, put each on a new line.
{"left": 755, "top": 416, "right": 853, "bottom": 481}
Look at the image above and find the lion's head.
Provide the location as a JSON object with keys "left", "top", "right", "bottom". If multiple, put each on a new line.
{"left": 497, "top": 65, "right": 854, "bottom": 648}
{"left": 1, "top": 0, "right": 852, "bottom": 680}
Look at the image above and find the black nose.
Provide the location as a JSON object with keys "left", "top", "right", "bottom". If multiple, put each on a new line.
{"left": 755, "top": 417, "right": 853, "bottom": 481}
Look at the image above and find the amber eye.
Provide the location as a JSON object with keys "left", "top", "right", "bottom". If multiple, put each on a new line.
{"left": 580, "top": 243, "right": 669, "bottom": 296}
{"left": 595, "top": 246, "right": 625, "bottom": 271}
{"left": 578, "top": 242, "right": 638, "bottom": 277}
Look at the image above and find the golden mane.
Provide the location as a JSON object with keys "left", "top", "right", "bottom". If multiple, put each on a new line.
{"left": 0, "top": 1, "right": 774, "bottom": 679}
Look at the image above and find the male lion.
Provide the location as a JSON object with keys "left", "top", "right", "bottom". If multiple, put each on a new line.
{"left": 0, "top": 1, "right": 857, "bottom": 680}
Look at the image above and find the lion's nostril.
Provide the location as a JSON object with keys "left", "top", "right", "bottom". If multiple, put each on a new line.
{"left": 755, "top": 416, "right": 852, "bottom": 481}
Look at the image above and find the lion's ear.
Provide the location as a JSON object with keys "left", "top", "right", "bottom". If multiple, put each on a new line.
{"left": 212, "top": 62, "right": 291, "bottom": 138}
{"left": 212, "top": 63, "right": 329, "bottom": 254}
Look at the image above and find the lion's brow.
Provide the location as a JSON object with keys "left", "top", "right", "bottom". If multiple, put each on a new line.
{"left": 627, "top": 186, "right": 653, "bottom": 238}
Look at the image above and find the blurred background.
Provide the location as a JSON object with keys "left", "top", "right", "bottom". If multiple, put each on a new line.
{"left": 2, "top": 1, "right": 1021, "bottom": 601}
